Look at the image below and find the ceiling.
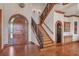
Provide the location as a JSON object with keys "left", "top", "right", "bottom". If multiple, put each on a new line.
{"left": 63, "top": 3, "right": 79, "bottom": 16}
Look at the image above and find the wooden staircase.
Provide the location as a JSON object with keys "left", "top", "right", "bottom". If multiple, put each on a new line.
{"left": 40, "top": 3, "right": 56, "bottom": 25}
{"left": 38, "top": 25, "right": 55, "bottom": 50}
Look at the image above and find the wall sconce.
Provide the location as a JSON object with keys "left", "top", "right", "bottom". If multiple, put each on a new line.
{"left": 18, "top": 3, "right": 25, "bottom": 8}
{"left": 33, "top": 10, "right": 36, "bottom": 13}
{"left": 38, "top": 10, "right": 41, "bottom": 14}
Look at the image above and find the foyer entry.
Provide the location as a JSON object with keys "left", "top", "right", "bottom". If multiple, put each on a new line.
{"left": 9, "top": 14, "right": 28, "bottom": 45}
{"left": 56, "top": 21, "right": 62, "bottom": 43}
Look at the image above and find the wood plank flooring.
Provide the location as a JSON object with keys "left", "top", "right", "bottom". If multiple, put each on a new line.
{"left": 1, "top": 42, "right": 79, "bottom": 56}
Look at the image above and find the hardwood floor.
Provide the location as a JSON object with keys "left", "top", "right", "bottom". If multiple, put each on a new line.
{"left": 1, "top": 42, "right": 79, "bottom": 56}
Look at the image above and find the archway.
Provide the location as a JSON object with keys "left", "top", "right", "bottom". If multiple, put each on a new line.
{"left": 55, "top": 21, "right": 62, "bottom": 43}
{"left": 9, "top": 14, "right": 28, "bottom": 45}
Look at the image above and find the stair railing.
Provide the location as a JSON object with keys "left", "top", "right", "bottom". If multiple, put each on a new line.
{"left": 31, "top": 18, "right": 43, "bottom": 48}
{"left": 40, "top": 3, "right": 56, "bottom": 25}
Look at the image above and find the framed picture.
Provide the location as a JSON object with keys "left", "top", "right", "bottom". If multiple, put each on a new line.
{"left": 74, "top": 21, "right": 77, "bottom": 34}
{"left": 64, "top": 22, "right": 70, "bottom": 32}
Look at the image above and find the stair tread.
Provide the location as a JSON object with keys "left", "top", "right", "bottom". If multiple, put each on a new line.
{"left": 43, "top": 43, "right": 55, "bottom": 47}
{"left": 43, "top": 37, "right": 50, "bottom": 39}
{"left": 43, "top": 34, "right": 48, "bottom": 37}
{"left": 44, "top": 40, "right": 52, "bottom": 43}
{"left": 43, "top": 39, "right": 51, "bottom": 41}
{"left": 44, "top": 41, "right": 53, "bottom": 45}
{"left": 40, "top": 45, "right": 56, "bottom": 51}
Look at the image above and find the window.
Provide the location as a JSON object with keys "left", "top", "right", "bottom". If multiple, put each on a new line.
{"left": 10, "top": 22, "right": 13, "bottom": 33}
{"left": 74, "top": 21, "right": 77, "bottom": 34}
{"left": 10, "top": 22, "right": 14, "bottom": 45}
{"left": 64, "top": 22, "right": 70, "bottom": 32}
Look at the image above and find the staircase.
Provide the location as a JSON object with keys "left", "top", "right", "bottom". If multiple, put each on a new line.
{"left": 31, "top": 18, "right": 55, "bottom": 51}
{"left": 40, "top": 3, "right": 56, "bottom": 25}
{"left": 38, "top": 25, "right": 55, "bottom": 50}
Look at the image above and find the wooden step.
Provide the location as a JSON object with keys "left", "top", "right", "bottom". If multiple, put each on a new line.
{"left": 44, "top": 40, "right": 52, "bottom": 44}
{"left": 40, "top": 45, "right": 56, "bottom": 51}
{"left": 43, "top": 37, "right": 49, "bottom": 39}
{"left": 43, "top": 39, "right": 50, "bottom": 41}
{"left": 43, "top": 35, "right": 48, "bottom": 37}
{"left": 41, "top": 33, "right": 47, "bottom": 35}
{"left": 43, "top": 43, "right": 55, "bottom": 48}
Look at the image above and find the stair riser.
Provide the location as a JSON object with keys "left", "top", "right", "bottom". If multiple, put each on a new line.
{"left": 43, "top": 44, "right": 55, "bottom": 47}
{"left": 44, "top": 41, "right": 52, "bottom": 44}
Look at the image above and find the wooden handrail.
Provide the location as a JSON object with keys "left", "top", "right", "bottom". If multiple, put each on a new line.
{"left": 32, "top": 26, "right": 40, "bottom": 44}
{"left": 43, "top": 22, "right": 53, "bottom": 35}
{"left": 31, "top": 18, "right": 43, "bottom": 48}
{"left": 40, "top": 3, "right": 56, "bottom": 25}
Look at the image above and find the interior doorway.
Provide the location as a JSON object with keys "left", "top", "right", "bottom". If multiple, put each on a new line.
{"left": 56, "top": 21, "right": 62, "bottom": 43}
{"left": 9, "top": 14, "right": 28, "bottom": 45}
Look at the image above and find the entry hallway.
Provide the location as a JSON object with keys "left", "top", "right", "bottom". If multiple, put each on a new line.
{"left": 1, "top": 42, "right": 79, "bottom": 56}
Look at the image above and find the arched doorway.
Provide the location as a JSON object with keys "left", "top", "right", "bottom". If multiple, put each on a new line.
{"left": 9, "top": 14, "right": 28, "bottom": 45}
{"left": 56, "top": 21, "right": 62, "bottom": 43}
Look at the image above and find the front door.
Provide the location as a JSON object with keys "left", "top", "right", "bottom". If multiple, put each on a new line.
{"left": 13, "top": 18, "right": 26, "bottom": 45}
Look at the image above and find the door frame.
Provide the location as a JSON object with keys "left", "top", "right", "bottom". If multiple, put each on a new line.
{"left": 0, "top": 9, "right": 2, "bottom": 49}
{"left": 55, "top": 20, "right": 63, "bottom": 44}
{"left": 8, "top": 14, "right": 28, "bottom": 46}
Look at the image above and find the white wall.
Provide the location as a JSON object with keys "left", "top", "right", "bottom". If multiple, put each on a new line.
{"left": 32, "top": 11, "right": 40, "bottom": 24}
{"left": 0, "top": 4, "right": 4, "bottom": 49}
{"left": 1, "top": 3, "right": 32, "bottom": 49}
{"left": 72, "top": 17, "right": 79, "bottom": 41}
{"left": 0, "top": 3, "right": 46, "bottom": 49}
{"left": 31, "top": 27, "right": 39, "bottom": 46}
